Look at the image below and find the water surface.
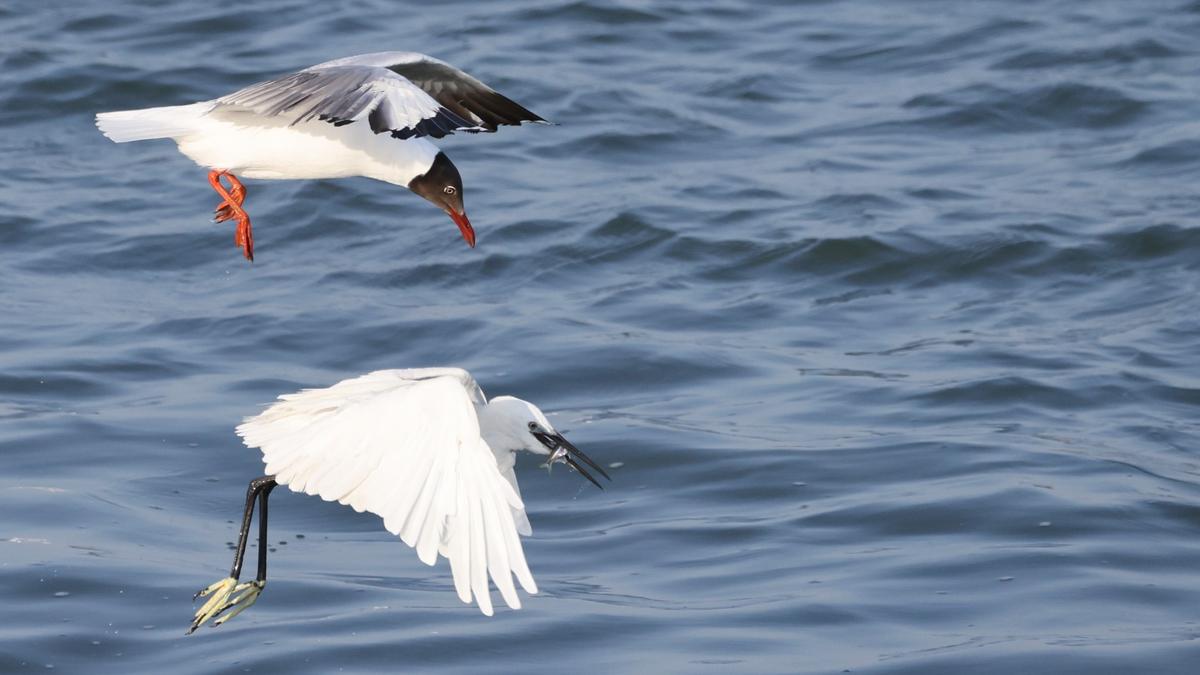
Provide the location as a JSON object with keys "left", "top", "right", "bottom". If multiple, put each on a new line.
{"left": 2, "top": 1, "right": 1200, "bottom": 673}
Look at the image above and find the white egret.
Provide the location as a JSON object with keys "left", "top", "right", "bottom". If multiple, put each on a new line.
{"left": 189, "top": 368, "right": 609, "bottom": 633}
{"left": 96, "top": 52, "right": 548, "bottom": 260}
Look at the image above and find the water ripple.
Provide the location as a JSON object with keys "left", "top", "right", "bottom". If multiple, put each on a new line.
{"left": 2, "top": 1, "right": 1200, "bottom": 673}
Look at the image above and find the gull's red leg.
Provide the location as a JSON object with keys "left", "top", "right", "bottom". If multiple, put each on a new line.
{"left": 209, "top": 170, "right": 235, "bottom": 219}
{"left": 214, "top": 174, "right": 246, "bottom": 223}
{"left": 207, "top": 170, "right": 254, "bottom": 261}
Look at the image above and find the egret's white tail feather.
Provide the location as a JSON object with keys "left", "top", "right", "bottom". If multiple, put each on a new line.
{"left": 95, "top": 102, "right": 211, "bottom": 142}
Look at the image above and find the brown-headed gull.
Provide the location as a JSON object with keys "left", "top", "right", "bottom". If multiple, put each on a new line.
{"left": 97, "top": 53, "right": 547, "bottom": 261}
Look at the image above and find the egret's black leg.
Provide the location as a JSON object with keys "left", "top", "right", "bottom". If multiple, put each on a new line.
{"left": 228, "top": 476, "right": 277, "bottom": 581}
{"left": 189, "top": 475, "right": 277, "bottom": 634}
{"left": 254, "top": 480, "right": 277, "bottom": 583}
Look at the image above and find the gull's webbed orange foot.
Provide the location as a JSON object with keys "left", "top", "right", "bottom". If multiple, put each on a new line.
{"left": 235, "top": 213, "right": 254, "bottom": 261}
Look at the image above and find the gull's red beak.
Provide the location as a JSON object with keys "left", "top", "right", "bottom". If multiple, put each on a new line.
{"left": 449, "top": 210, "right": 475, "bottom": 248}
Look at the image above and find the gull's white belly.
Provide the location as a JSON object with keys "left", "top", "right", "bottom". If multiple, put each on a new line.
{"left": 174, "top": 112, "right": 437, "bottom": 185}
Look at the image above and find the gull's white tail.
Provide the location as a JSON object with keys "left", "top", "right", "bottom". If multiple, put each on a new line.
{"left": 95, "top": 102, "right": 212, "bottom": 143}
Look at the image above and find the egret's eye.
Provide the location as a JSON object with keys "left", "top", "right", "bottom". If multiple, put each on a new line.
{"left": 443, "top": 186, "right": 457, "bottom": 195}
{"left": 527, "top": 422, "right": 538, "bottom": 431}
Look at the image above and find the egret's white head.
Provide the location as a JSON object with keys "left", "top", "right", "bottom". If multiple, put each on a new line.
{"left": 481, "top": 396, "right": 611, "bottom": 489}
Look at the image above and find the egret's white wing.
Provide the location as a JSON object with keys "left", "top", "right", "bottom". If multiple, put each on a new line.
{"left": 237, "top": 369, "right": 536, "bottom": 615}
{"left": 215, "top": 65, "right": 480, "bottom": 139}
{"left": 493, "top": 450, "right": 533, "bottom": 536}
{"left": 313, "top": 52, "right": 547, "bottom": 132}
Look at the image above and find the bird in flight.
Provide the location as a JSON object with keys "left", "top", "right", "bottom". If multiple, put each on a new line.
{"left": 189, "top": 368, "right": 610, "bottom": 633}
{"left": 96, "top": 53, "right": 547, "bottom": 261}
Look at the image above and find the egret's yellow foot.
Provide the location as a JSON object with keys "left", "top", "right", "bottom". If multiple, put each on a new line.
{"left": 189, "top": 577, "right": 236, "bottom": 633}
{"left": 212, "top": 580, "right": 264, "bottom": 626}
{"left": 188, "top": 577, "right": 265, "bottom": 633}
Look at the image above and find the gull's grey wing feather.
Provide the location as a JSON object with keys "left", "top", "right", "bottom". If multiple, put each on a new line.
{"left": 216, "top": 65, "right": 478, "bottom": 140}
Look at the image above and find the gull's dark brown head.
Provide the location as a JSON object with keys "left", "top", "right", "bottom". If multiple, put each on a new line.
{"left": 408, "top": 151, "right": 474, "bottom": 247}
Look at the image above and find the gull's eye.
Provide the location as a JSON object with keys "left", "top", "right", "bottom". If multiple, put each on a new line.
{"left": 443, "top": 186, "right": 456, "bottom": 195}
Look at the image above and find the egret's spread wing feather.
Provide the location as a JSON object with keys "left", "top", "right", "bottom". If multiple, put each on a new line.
{"left": 311, "top": 51, "right": 547, "bottom": 132}
{"left": 496, "top": 453, "right": 534, "bottom": 536}
{"left": 215, "top": 65, "right": 480, "bottom": 139}
{"left": 237, "top": 369, "right": 534, "bottom": 615}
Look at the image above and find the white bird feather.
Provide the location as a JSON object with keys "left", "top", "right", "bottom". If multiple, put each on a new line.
{"left": 95, "top": 51, "right": 546, "bottom": 183}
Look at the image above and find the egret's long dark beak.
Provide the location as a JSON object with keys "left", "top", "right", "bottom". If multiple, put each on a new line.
{"left": 448, "top": 209, "right": 475, "bottom": 248}
{"left": 532, "top": 430, "right": 611, "bottom": 489}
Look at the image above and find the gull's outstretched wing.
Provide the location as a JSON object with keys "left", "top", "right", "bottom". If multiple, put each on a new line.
{"left": 215, "top": 65, "right": 480, "bottom": 139}
{"left": 236, "top": 368, "right": 536, "bottom": 615}
{"left": 315, "top": 52, "right": 547, "bottom": 131}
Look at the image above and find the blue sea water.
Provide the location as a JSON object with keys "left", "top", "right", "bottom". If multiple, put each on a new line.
{"left": 2, "top": 0, "right": 1200, "bottom": 672}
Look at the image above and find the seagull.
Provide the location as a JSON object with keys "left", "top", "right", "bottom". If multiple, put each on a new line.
{"left": 189, "top": 368, "right": 610, "bottom": 633}
{"left": 95, "top": 52, "right": 548, "bottom": 261}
